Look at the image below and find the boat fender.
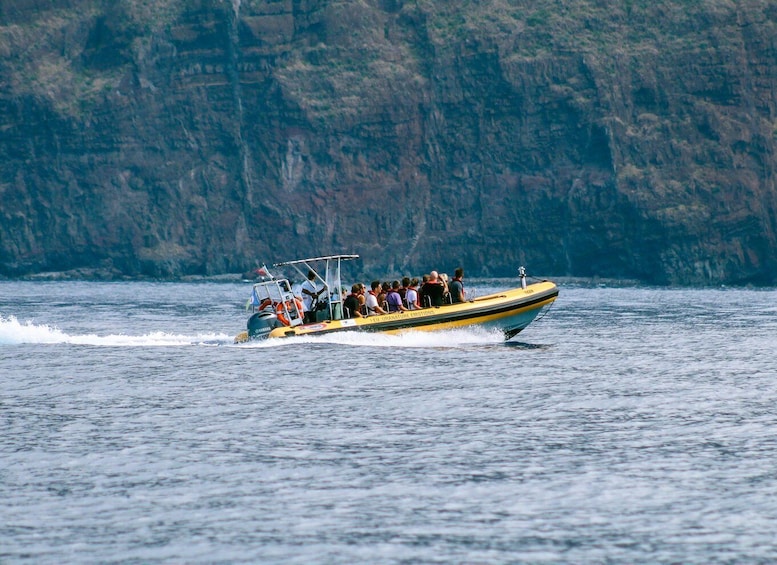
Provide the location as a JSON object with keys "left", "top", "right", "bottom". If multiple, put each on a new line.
{"left": 234, "top": 330, "right": 249, "bottom": 343}
{"left": 276, "top": 298, "right": 304, "bottom": 326}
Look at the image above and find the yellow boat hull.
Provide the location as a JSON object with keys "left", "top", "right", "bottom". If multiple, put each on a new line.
{"left": 235, "top": 280, "right": 558, "bottom": 342}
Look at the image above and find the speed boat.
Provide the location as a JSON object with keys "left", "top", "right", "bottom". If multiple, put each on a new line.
{"left": 234, "top": 254, "right": 558, "bottom": 342}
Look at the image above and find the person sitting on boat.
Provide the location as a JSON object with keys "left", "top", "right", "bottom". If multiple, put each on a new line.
{"left": 378, "top": 281, "right": 390, "bottom": 310}
{"left": 418, "top": 274, "right": 430, "bottom": 307}
{"left": 439, "top": 272, "right": 450, "bottom": 303}
{"left": 449, "top": 267, "right": 466, "bottom": 303}
{"left": 358, "top": 284, "right": 367, "bottom": 314}
{"left": 421, "top": 271, "right": 446, "bottom": 307}
{"left": 386, "top": 280, "right": 408, "bottom": 313}
{"left": 399, "top": 277, "right": 410, "bottom": 305}
{"left": 343, "top": 284, "right": 364, "bottom": 318}
{"left": 405, "top": 278, "right": 421, "bottom": 310}
{"left": 301, "top": 269, "right": 324, "bottom": 323}
{"left": 365, "top": 280, "right": 387, "bottom": 316}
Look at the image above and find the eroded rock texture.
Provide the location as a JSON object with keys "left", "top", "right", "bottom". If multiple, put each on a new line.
{"left": 1, "top": 0, "right": 776, "bottom": 284}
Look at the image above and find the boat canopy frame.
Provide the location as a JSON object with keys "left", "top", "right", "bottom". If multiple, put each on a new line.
{"left": 274, "top": 254, "right": 359, "bottom": 322}
{"left": 249, "top": 277, "right": 304, "bottom": 327}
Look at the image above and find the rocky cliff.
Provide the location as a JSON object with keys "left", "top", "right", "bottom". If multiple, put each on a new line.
{"left": 1, "top": 0, "right": 776, "bottom": 284}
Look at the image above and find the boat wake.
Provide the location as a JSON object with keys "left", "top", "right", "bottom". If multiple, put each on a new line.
{"left": 0, "top": 315, "right": 233, "bottom": 347}
{"left": 236, "top": 326, "right": 511, "bottom": 349}
{"left": 1, "top": 315, "right": 540, "bottom": 349}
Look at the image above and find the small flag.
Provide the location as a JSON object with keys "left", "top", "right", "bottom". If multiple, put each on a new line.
{"left": 254, "top": 264, "right": 272, "bottom": 278}
{"left": 247, "top": 287, "right": 261, "bottom": 310}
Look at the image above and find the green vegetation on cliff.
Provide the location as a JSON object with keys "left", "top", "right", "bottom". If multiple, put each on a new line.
{"left": 1, "top": 0, "right": 776, "bottom": 284}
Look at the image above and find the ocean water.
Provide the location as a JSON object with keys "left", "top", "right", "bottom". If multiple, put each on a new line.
{"left": 1, "top": 280, "right": 776, "bottom": 564}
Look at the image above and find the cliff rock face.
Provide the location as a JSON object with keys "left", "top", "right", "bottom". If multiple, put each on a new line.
{"left": 1, "top": 0, "right": 776, "bottom": 284}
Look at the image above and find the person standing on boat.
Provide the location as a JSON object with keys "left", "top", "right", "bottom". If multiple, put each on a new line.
{"left": 365, "top": 280, "right": 387, "bottom": 316}
{"left": 301, "top": 270, "right": 324, "bottom": 323}
{"left": 449, "top": 267, "right": 466, "bottom": 303}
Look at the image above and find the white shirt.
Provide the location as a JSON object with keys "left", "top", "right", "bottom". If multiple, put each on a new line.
{"left": 301, "top": 279, "right": 319, "bottom": 311}
{"left": 365, "top": 291, "right": 379, "bottom": 315}
{"left": 405, "top": 287, "right": 419, "bottom": 309}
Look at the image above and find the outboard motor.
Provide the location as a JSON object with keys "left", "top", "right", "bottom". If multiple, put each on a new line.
{"left": 247, "top": 310, "right": 279, "bottom": 339}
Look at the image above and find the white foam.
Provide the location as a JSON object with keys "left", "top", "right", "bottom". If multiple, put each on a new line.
{"left": 0, "top": 315, "right": 69, "bottom": 345}
{"left": 2, "top": 314, "right": 506, "bottom": 349}
{"left": 0, "top": 315, "right": 231, "bottom": 347}
{"left": 237, "top": 326, "right": 506, "bottom": 349}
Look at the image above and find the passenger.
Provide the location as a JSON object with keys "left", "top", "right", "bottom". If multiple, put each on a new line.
{"left": 377, "top": 281, "right": 389, "bottom": 311}
{"left": 301, "top": 270, "right": 323, "bottom": 323}
{"left": 379, "top": 281, "right": 390, "bottom": 303}
{"left": 439, "top": 272, "right": 450, "bottom": 303}
{"left": 357, "top": 284, "right": 367, "bottom": 315}
{"left": 386, "top": 280, "right": 407, "bottom": 312}
{"left": 399, "top": 276, "right": 410, "bottom": 306}
{"left": 449, "top": 267, "right": 466, "bottom": 303}
{"left": 405, "top": 278, "right": 421, "bottom": 310}
{"left": 421, "top": 271, "right": 445, "bottom": 307}
{"left": 365, "top": 280, "right": 387, "bottom": 316}
{"left": 343, "top": 284, "right": 364, "bottom": 318}
{"left": 418, "top": 274, "right": 430, "bottom": 308}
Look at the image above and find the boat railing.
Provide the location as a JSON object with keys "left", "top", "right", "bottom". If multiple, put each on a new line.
{"left": 274, "top": 254, "right": 358, "bottom": 323}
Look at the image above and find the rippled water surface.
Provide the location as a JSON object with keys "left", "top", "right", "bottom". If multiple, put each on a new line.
{"left": 2, "top": 280, "right": 777, "bottom": 563}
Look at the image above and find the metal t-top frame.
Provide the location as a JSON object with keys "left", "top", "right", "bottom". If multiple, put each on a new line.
{"left": 274, "top": 254, "right": 359, "bottom": 322}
